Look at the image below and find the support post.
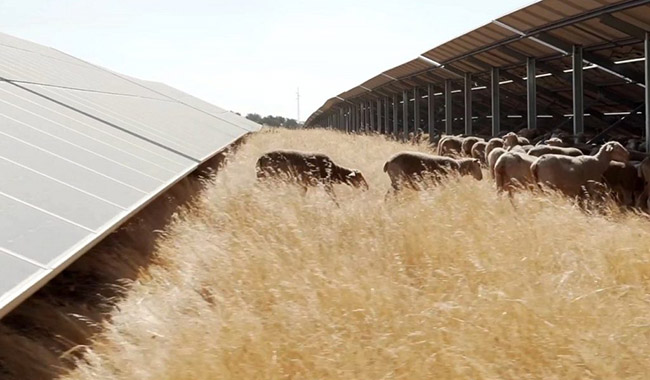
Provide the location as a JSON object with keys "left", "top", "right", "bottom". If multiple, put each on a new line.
{"left": 376, "top": 99, "right": 382, "bottom": 134}
{"left": 413, "top": 87, "right": 420, "bottom": 136}
{"left": 573, "top": 45, "right": 584, "bottom": 135}
{"left": 646, "top": 32, "right": 650, "bottom": 153}
{"left": 339, "top": 108, "right": 344, "bottom": 130}
{"left": 384, "top": 97, "right": 389, "bottom": 135}
{"left": 360, "top": 103, "right": 365, "bottom": 132}
{"left": 427, "top": 83, "right": 435, "bottom": 143}
{"left": 392, "top": 94, "right": 398, "bottom": 137}
{"left": 370, "top": 100, "right": 375, "bottom": 132}
{"left": 445, "top": 79, "right": 453, "bottom": 135}
{"left": 402, "top": 90, "right": 409, "bottom": 141}
{"left": 527, "top": 57, "right": 537, "bottom": 130}
{"left": 464, "top": 73, "right": 472, "bottom": 135}
{"left": 491, "top": 67, "right": 500, "bottom": 136}
{"left": 346, "top": 107, "right": 351, "bottom": 133}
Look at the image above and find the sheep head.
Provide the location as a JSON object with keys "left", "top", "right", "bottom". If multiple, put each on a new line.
{"left": 458, "top": 158, "right": 483, "bottom": 181}
{"left": 345, "top": 170, "right": 369, "bottom": 190}
{"left": 601, "top": 141, "right": 629, "bottom": 163}
{"left": 503, "top": 132, "right": 519, "bottom": 149}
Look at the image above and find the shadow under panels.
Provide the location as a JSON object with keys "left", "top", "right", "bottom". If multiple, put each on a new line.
{"left": 0, "top": 79, "right": 251, "bottom": 315}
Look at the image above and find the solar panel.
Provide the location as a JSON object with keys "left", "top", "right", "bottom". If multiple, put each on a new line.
{"left": 0, "top": 32, "right": 260, "bottom": 318}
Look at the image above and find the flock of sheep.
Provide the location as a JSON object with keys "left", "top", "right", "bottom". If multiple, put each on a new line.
{"left": 255, "top": 131, "right": 650, "bottom": 211}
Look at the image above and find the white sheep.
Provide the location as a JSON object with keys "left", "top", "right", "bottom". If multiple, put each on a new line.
{"left": 487, "top": 147, "right": 507, "bottom": 179}
{"left": 494, "top": 151, "right": 537, "bottom": 193}
{"left": 530, "top": 141, "right": 630, "bottom": 197}
{"left": 528, "top": 145, "right": 583, "bottom": 157}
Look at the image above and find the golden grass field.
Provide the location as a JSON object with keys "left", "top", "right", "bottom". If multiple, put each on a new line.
{"left": 31, "top": 128, "right": 650, "bottom": 379}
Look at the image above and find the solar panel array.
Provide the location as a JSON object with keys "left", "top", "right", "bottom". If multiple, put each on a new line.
{"left": 0, "top": 32, "right": 260, "bottom": 318}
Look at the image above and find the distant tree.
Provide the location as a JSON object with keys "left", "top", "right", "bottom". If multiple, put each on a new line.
{"left": 285, "top": 118, "right": 298, "bottom": 128}
{"left": 246, "top": 113, "right": 263, "bottom": 123}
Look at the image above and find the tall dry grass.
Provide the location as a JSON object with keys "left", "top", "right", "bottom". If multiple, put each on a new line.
{"left": 56, "top": 127, "right": 650, "bottom": 379}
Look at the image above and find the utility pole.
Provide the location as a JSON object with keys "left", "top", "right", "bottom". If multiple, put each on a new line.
{"left": 296, "top": 87, "right": 301, "bottom": 123}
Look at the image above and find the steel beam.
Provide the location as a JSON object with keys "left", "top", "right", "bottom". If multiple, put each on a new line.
{"left": 646, "top": 32, "right": 650, "bottom": 153}
{"left": 403, "top": 90, "right": 409, "bottom": 141}
{"left": 573, "top": 45, "right": 584, "bottom": 135}
{"left": 599, "top": 14, "right": 646, "bottom": 41}
{"left": 527, "top": 57, "right": 537, "bottom": 130}
{"left": 491, "top": 67, "right": 500, "bottom": 136}
{"left": 445, "top": 79, "right": 453, "bottom": 134}
{"left": 464, "top": 73, "right": 472, "bottom": 135}
{"left": 427, "top": 83, "right": 435, "bottom": 143}
{"left": 535, "top": 32, "right": 643, "bottom": 84}
{"left": 414, "top": 87, "right": 420, "bottom": 134}
{"left": 392, "top": 94, "right": 398, "bottom": 137}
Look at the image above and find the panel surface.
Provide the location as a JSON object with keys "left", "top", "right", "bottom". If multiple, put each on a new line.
{"left": 0, "top": 32, "right": 261, "bottom": 318}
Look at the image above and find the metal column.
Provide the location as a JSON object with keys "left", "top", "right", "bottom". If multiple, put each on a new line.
{"left": 464, "top": 73, "right": 472, "bottom": 135}
{"left": 346, "top": 106, "right": 351, "bottom": 133}
{"left": 527, "top": 57, "right": 537, "bottom": 130}
{"left": 445, "top": 79, "right": 453, "bottom": 135}
{"left": 491, "top": 67, "right": 500, "bottom": 136}
{"left": 384, "top": 97, "right": 389, "bottom": 135}
{"left": 339, "top": 108, "right": 344, "bottom": 131}
{"left": 402, "top": 90, "right": 409, "bottom": 141}
{"left": 376, "top": 99, "right": 382, "bottom": 134}
{"left": 573, "top": 45, "right": 584, "bottom": 135}
{"left": 392, "top": 94, "right": 398, "bottom": 137}
{"left": 413, "top": 87, "right": 420, "bottom": 135}
{"left": 360, "top": 103, "right": 365, "bottom": 132}
{"left": 370, "top": 101, "right": 375, "bottom": 132}
{"left": 646, "top": 32, "right": 649, "bottom": 153}
{"left": 427, "top": 83, "right": 435, "bottom": 143}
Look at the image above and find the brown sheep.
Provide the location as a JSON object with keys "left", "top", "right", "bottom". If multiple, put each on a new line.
{"left": 494, "top": 151, "right": 537, "bottom": 193}
{"left": 528, "top": 145, "right": 583, "bottom": 157}
{"left": 461, "top": 136, "right": 484, "bottom": 157}
{"left": 602, "top": 161, "right": 643, "bottom": 207}
{"left": 384, "top": 151, "right": 482, "bottom": 192}
{"left": 531, "top": 141, "right": 629, "bottom": 197}
{"left": 256, "top": 150, "right": 369, "bottom": 200}
{"left": 437, "top": 135, "right": 465, "bottom": 157}
{"left": 635, "top": 158, "right": 650, "bottom": 211}
{"left": 471, "top": 141, "right": 488, "bottom": 165}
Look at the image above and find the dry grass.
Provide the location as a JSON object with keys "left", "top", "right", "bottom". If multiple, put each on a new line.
{"left": 53, "top": 127, "right": 650, "bottom": 379}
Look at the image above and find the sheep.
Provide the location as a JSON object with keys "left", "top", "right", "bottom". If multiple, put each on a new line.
{"left": 502, "top": 132, "right": 519, "bottom": 150}
{"left": 256, "top": 150, "right": 369, "bottom": 201}
{"left": 528, "top": 145, "right": 583, "bottom": 157}
{"left": 487, "top": 147, "right": 507, "bottom": 179}
{"left": 461, "top": 136, "right": 483, "bottom": 157}
{"left": 383, "top": 151, "right": 482, "bottom": 193}
{"left": 494, "top": 151, "right": 537, "bottom": 193}
{"left": 437, "top": 135, "right": 465, "bottom": 157}
{"left": 485, "top": 138, "right": 504, "bottom": 161}
{"left": 471, "top": 141, "right": 488, "bottom": 165}
{"left": 602, "top": 161, "right": 643, "bottom": 207}
{"left": 530, "top": 141, "right": 630, "bottom": 197}
{"left": 545, "top": 137, "right": 566, "bottom": 147}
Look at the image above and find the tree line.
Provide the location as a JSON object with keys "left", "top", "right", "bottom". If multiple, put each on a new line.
{"left": 245, "top": 113, "right": 301, "bottom": 128}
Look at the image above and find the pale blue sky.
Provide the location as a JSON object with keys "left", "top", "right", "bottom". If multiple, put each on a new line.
{"left": 2, "top": 0, "right": 533, "bottom": 121}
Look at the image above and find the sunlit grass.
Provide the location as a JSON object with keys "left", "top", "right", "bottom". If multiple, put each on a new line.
{"left": 64, "top": 128, "right": 650, "bottom": 380}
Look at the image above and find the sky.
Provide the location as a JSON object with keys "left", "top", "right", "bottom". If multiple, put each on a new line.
{"left": 1, "top": 0, "right": 534, "bottom": 122}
